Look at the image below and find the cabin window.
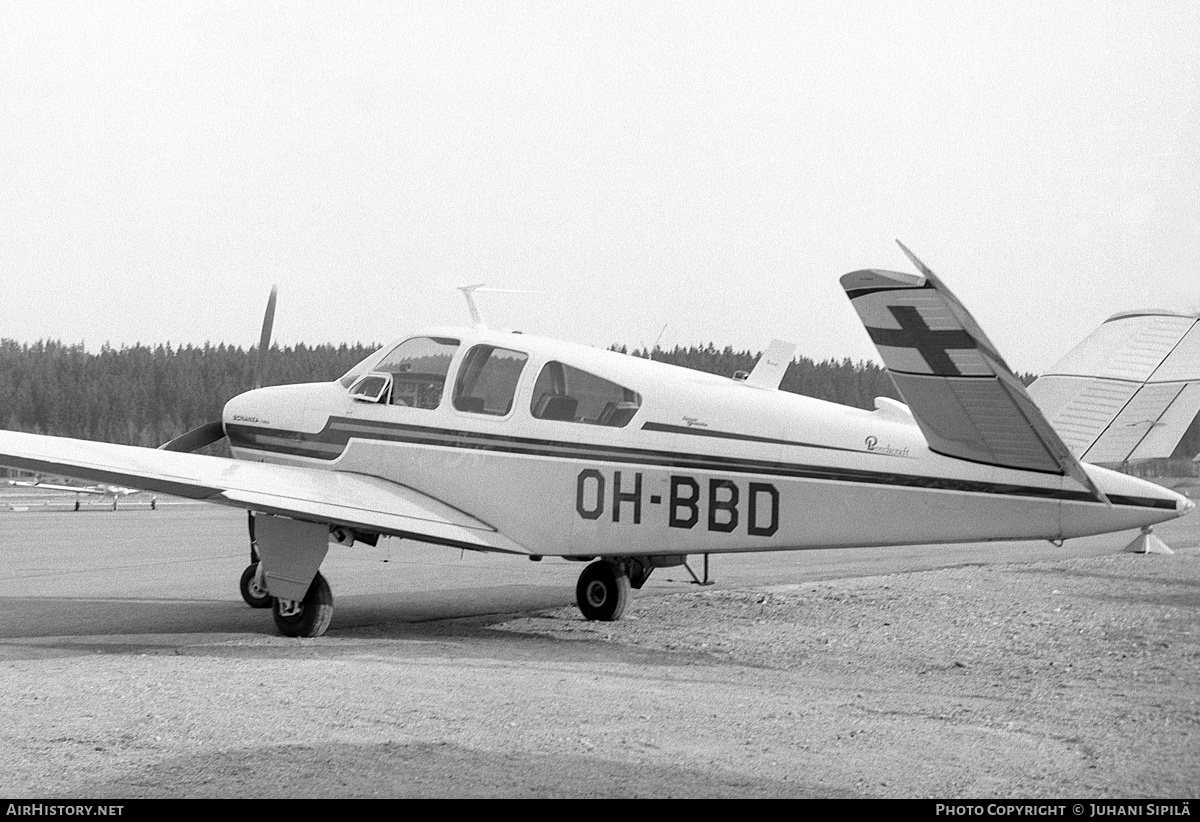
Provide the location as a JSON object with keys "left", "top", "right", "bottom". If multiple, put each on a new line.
{"left": 530, "top": 361, "right": 641, "bottom": 427}
{"left": 371, "top": 336, "right": 460, "bottom": 409}
{"left": 453, "top": 345, "right": 528, "bottom": 416}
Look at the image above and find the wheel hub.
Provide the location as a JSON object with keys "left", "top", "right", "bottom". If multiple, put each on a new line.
{"left": 585, "top": 580, "right": 608, "bottom": 607}
{"left": 246, "top": 576, "right": 268, "bottom": 599}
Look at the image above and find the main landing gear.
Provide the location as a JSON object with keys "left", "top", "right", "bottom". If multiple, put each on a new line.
{"left": 240, "top": 511, "right": 338, "bottom": 638}
{"left": 575, "top": 560, "right": 631, "bottom": 621}
{"left": 573, "top": 555, "right": 709, "bottom": 621}
{"left": 238, "top": 559, "right": 334, "bottom": 637}
{"left": 272, "top": 572, "right": 334, "bottom": 638}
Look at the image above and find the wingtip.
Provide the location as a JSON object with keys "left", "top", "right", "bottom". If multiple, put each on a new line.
{"left": 840, "top": 268, "right": 925, "bottom": 292}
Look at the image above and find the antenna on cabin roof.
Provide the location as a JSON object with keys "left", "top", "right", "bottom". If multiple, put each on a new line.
{"left": 649, "top": 323, "right": 668, "bottom": 360}
{"left": 457, "top": 284, "right": 542, "bottom": 329}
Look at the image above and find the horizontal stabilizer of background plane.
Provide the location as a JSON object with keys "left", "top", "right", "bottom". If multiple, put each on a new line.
{"left": 840, "top": 244, "right": 1108, "bottom": 502}
{"left": 1028, "top": 311, "right": 1200, "bottom": 463}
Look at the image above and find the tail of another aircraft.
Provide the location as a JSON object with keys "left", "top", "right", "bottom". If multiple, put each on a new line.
{"left": 1027, "top": 311, "right": 1200, "bottom": 464}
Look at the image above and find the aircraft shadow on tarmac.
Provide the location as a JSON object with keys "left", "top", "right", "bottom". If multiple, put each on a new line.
{"left": 66, "top": 739, "right": 833, "bottom": 799}
{"left": 0, "top": 584, "right": 579, "bottom": 643}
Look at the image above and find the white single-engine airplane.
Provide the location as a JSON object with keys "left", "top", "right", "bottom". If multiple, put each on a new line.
{"left": 6, "top": 478, "right": 140, "bottom": 498}
{"left": 0, "top": 244, "right": 1194, "bottom": 638}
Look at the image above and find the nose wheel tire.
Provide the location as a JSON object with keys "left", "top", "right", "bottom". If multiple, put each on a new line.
{"left": 272, "top": 572, "right": 334, "bottom": 638}
{"left": 239, "top": 562, "right": 272, "bottom": 609}
{"left": 575, "top": 560, "right": 630, "bottom": 621}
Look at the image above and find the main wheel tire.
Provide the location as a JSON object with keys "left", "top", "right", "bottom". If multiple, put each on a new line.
{"left": 575, "top": 560, "right": 630, "bottom": 621}
{"left": 239, "top": 562, "right": 272, "bottom": 609}
{"left": 272, "top": 572, "right": 334, "bottom": 638}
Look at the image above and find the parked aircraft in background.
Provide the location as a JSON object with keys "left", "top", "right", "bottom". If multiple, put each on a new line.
{"left": 1029, "top": 310, "right": 1200, "bottom": 464}
{"left": 0, "top": 244, "right": 1193, "bottom": 637}
{"left": 4, "top": 477, "right": 145, "bottom": 511}
{"left": 6, "top": 478, "right": 141, "bottom": 498}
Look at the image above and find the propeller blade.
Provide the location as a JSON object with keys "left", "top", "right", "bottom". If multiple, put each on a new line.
{"left": 255, "top": 285, "right": 278, "bottom": 389}
{"left": 158, "top": 420, "right": 226, "bottom": 453}
{"left": 156, "top": 288, "right": 275, "bottom": 453}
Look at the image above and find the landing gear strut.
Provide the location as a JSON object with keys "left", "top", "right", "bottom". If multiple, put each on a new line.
{"left": 239, "top": 512, "right": 272, "bottom": 608}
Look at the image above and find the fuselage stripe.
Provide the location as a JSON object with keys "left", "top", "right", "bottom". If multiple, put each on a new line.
{"left": 639, "top": 421, "right": 869, "bottom": 454}
{"left": 223, "top": 419, "right": 1175, "bottom": 510}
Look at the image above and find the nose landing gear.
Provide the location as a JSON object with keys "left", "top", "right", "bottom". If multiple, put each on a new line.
{"left": 239, "top": 562, "right": 272, "bottom": 609}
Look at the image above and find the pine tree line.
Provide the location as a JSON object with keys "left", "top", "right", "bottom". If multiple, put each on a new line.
{"left": 0, "top": 340, "right": 377, "bottom": 446}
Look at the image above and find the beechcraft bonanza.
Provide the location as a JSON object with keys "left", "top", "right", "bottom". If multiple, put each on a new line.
{"left": 0, "top": 244, "right": 1196, "bottom": 637}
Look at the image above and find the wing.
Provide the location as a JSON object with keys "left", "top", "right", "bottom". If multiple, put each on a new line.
{"left": 0, "top": 429, "right": 529, "bottom": 554}
{"left": 840, "top": 243, "right": 1108, "bottom": 502}
{"left": 1027, "top": 311, "right": 1200, "bottom": 463}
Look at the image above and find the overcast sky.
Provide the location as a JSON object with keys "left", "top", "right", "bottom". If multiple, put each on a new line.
{"left": 1, "top": 1, "right": 1197, "bottom": 373}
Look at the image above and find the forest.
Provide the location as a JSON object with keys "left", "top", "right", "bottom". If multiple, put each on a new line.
{"left": 0, "top": 338, "right": 1194, "bottom": 467}
{"left": 0, "top": 339, "right": 374, "bottom": 447}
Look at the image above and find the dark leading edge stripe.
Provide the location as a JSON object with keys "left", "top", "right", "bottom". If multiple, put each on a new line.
{"left": 224, "top": 418, "right": 1176, "bottom": 511}
{"left": 843, "top": 280, "right": 939, "bottom": 300}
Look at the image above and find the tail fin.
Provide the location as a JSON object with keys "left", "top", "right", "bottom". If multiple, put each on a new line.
{"left": 1028, "top": 310, "right": 1200, "bottom": 463}
{"left": 840, "top": 242, "right": 1109, "bottom": 503}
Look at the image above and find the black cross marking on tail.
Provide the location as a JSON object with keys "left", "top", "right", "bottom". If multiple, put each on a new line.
{"left": 866, "top": 306, "right": 976, "bottom": 375}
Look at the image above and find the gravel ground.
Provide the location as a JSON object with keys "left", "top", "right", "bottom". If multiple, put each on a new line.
{"left": 1, "top": 545, "right": 1197, "bottom": 798}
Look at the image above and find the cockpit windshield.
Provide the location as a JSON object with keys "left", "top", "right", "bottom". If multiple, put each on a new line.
{"left": 371, "top": 336, "right": 460, "bottom": 409}
{"left": 338, "top": 351, "right": 383, "bottom": 388}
